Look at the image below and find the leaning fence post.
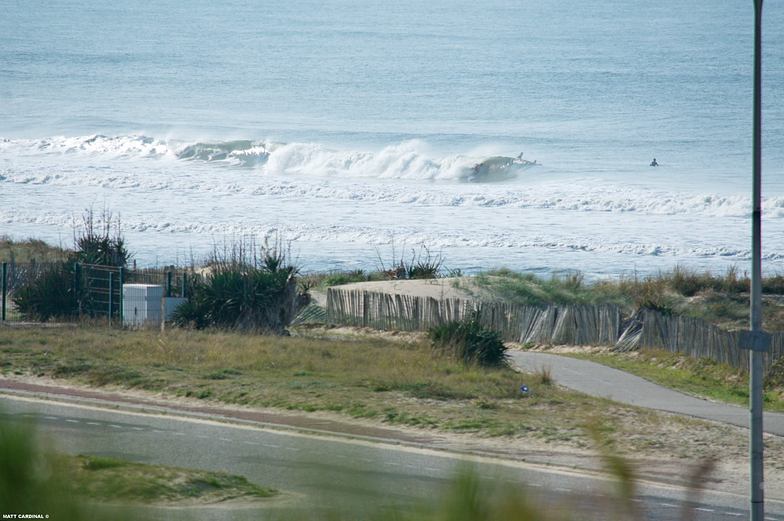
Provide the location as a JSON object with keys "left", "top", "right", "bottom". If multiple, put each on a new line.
{"left": 118, "top": 267, "right": 125, "bottom": 324}
{"left": 1, "top": 262, "right": 7, "bottom": 321}
{"left": 108, "top": 271, "right": 114, "bottom": 323}
{"left": 73, "top": 262, "right": 81, "bottom": 315}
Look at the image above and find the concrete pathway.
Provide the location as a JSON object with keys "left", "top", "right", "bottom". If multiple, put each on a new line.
{"left": 508, "top": 351, "right": 784, "bottom": 436}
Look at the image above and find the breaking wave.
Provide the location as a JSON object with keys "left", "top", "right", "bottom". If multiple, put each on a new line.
{"left": 0, "top": 135, "right": 534, "bottom": 182}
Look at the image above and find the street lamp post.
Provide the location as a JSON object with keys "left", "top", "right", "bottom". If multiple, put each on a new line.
{"left": 749, "top": 1, "right": 765, "bottom": 520}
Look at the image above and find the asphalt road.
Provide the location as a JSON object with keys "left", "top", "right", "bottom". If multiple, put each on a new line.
{"left": 1, "top": 394, "right": 782, "bottom": 521}
{"left": 508, "top": 351, "right": 784, "bottom": 436}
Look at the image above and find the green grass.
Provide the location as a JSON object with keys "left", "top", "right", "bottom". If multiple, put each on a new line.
{"left": 568, "top": 349, "right": 784, "bottom": 412}
{"left": 71, "top": 454, "right": 276, "bottom": 503}
{"left": 0, "top": 326, "right": 775, "bottom": 462}
{"left": 475, "top": 266, "right": 784, "bottom": 331}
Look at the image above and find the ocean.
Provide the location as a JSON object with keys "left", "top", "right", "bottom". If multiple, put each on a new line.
{"left": 2, "top": 0, "right": 783, "bottom": 277}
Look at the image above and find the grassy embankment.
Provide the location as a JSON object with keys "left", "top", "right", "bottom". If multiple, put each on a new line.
{"left": 562, "top": 348, "right": 784, "bottom": 412}
{"left": 468, "top": 267, "right": 784, "bottom": 331}
{"left": 1, "top": 326, "right": 777, "bottom": 464}
{"left": 0, "top": 236, "right": 71, "bottom": 263}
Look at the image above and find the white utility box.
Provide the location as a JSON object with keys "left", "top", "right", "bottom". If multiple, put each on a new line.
{"left": 123, "top": 284, "right": 188, "bottom": 328}
{"left": 123, "top": 284, "right": 164, "bottom": 328}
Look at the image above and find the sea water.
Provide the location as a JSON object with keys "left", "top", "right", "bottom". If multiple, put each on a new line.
{"left": 1, "top": 0, "right": 783, "bottom": 277}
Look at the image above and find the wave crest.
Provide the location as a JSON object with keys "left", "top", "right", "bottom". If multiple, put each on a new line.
{"left": 0, "top": 135, "right": 533, "bottom": 182}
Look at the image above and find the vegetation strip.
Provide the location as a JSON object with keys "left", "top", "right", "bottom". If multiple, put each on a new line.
{"left": 472, "top": 267, "right": 784, "bottom": 331}
{"left": 2, "top": 326, "right": 782, "bottom": 466}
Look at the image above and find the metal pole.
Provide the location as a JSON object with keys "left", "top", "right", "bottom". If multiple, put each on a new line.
{"left": 73, "top": 263, "right": 80, "bottom": 316}
{"left": 166, "top": 270, "right": 173, "bottom": 298}
{"left": 750, "top": 1, "right": 764, "bottom": 519}
{"left": 1, "top": 262, "right": 7, "bottom": 321}
{"left": 118, "top": 267, "right": 125, "bottom": 323}
{"left": 108, "top": 271, "right": 114, "bottom": 323}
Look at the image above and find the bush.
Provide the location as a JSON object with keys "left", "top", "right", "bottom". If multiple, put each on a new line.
{"left": 71, "top": 208, "right": 129, "bottom": 267}
{"left": 172, "top": 237, "right": 308, "bottom": 333}
{"left": 429, "top": 315, "right": 508, "bottom": 367}
{"left": 12, "top": 263, "right": 77, "bottom": 321}
{"left": 377, "top": 245, "right": 445, "bottom": 280}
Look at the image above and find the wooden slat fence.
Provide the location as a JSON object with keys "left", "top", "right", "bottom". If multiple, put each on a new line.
{"left": 326, "top": 288, "right": 784, "bottom": 374}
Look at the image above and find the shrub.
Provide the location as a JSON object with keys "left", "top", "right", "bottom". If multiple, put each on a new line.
{"left": 429, "top": 315, "right": 508, "bottom": 367}
{"left": 12, "top": 263, "right": 77, "bottom": 321}
{"left": 377, "top": 245, "right": 445, "bottom": 280}
{"left": 172, "top": 237, "right": 308, "bottom": 333}
{"left": 71, "top": 209, "right": 129, "bottom": 267}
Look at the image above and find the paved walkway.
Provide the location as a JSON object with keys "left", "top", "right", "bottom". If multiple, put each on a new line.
{"left": 508, "top": 351, "right": 784, "bottom": 436}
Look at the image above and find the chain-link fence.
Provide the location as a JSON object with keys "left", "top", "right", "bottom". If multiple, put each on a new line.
{"left": 0, "top": 261, "right": 191, "bottom": 327}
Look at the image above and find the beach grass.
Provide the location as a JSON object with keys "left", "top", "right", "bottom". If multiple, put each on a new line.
{"left": 0, "top": 236, "right": 71, "bottom": 263}
{"left": 474, "top": 266, "right": 784, "bottom": 331}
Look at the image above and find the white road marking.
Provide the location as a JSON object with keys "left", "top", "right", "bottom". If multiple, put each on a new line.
{"left": 285, "top": 447, "right": 300, "bottom": 452}
{"left": 109, "top": 424, "right": 122, "bottom": 429}
{"left": 658, "top": 503, "right": 678, "bottom": 508}
{"left": 172, "top": 431, "right": 185, "bottom": 436}
{"left": 424, "top": 467, "right": 439, "bottom": 472}
{"left": 65, "top": 419, "right": 80, "bottom": 423}
{"left": 695, "top": 508, "right": 715, "bottom": 513}
{"left": 44, "top": 416, "right": 58, "bottom": 420}
{"left": 131, "top": 427, "right": 144, "bottom": 431}
{"left": 387, "top": 462, "right": 400, "bottom": 467}
{"left": 723, "top": 513, "right": 743, "bottom": 517}
{"left": 263, "top": 443, "right": 280, "bottom": 448}
{"left": 555, "top": 487, "right": 572, "bottom": 493}
{"left": 528, "top": 483, "right": 543, "bottom": 488}
{"left": 86, "top": 422, "right": 100, "bottom": 426}
{"left": 219, "top": 437, "right": 232, "bottom": 442}
{"left": 242, "top": 440, "right": 259, "bottom": 445}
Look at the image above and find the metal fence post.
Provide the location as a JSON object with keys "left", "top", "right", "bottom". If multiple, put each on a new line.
{"left": 166, "top": 271, "right": 173, "bottom": 298}
{"left": 118, "top": 267, "right": 125, "bottom": 323}
{"left": 1, "top": 262, "right": 7, "bottom": 321}
{"left": 73, "top": 262, "right": 81, "bottom": 315}
{"left": 108, "top": 271, "right": 114, "bottom": 323}
{"left": 182, "top": 272, "right": 187, "bottom": 298}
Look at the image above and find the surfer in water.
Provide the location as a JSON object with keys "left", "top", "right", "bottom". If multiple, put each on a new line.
{"left": 650, "top": 158, "right": 659, "bottom": 167}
